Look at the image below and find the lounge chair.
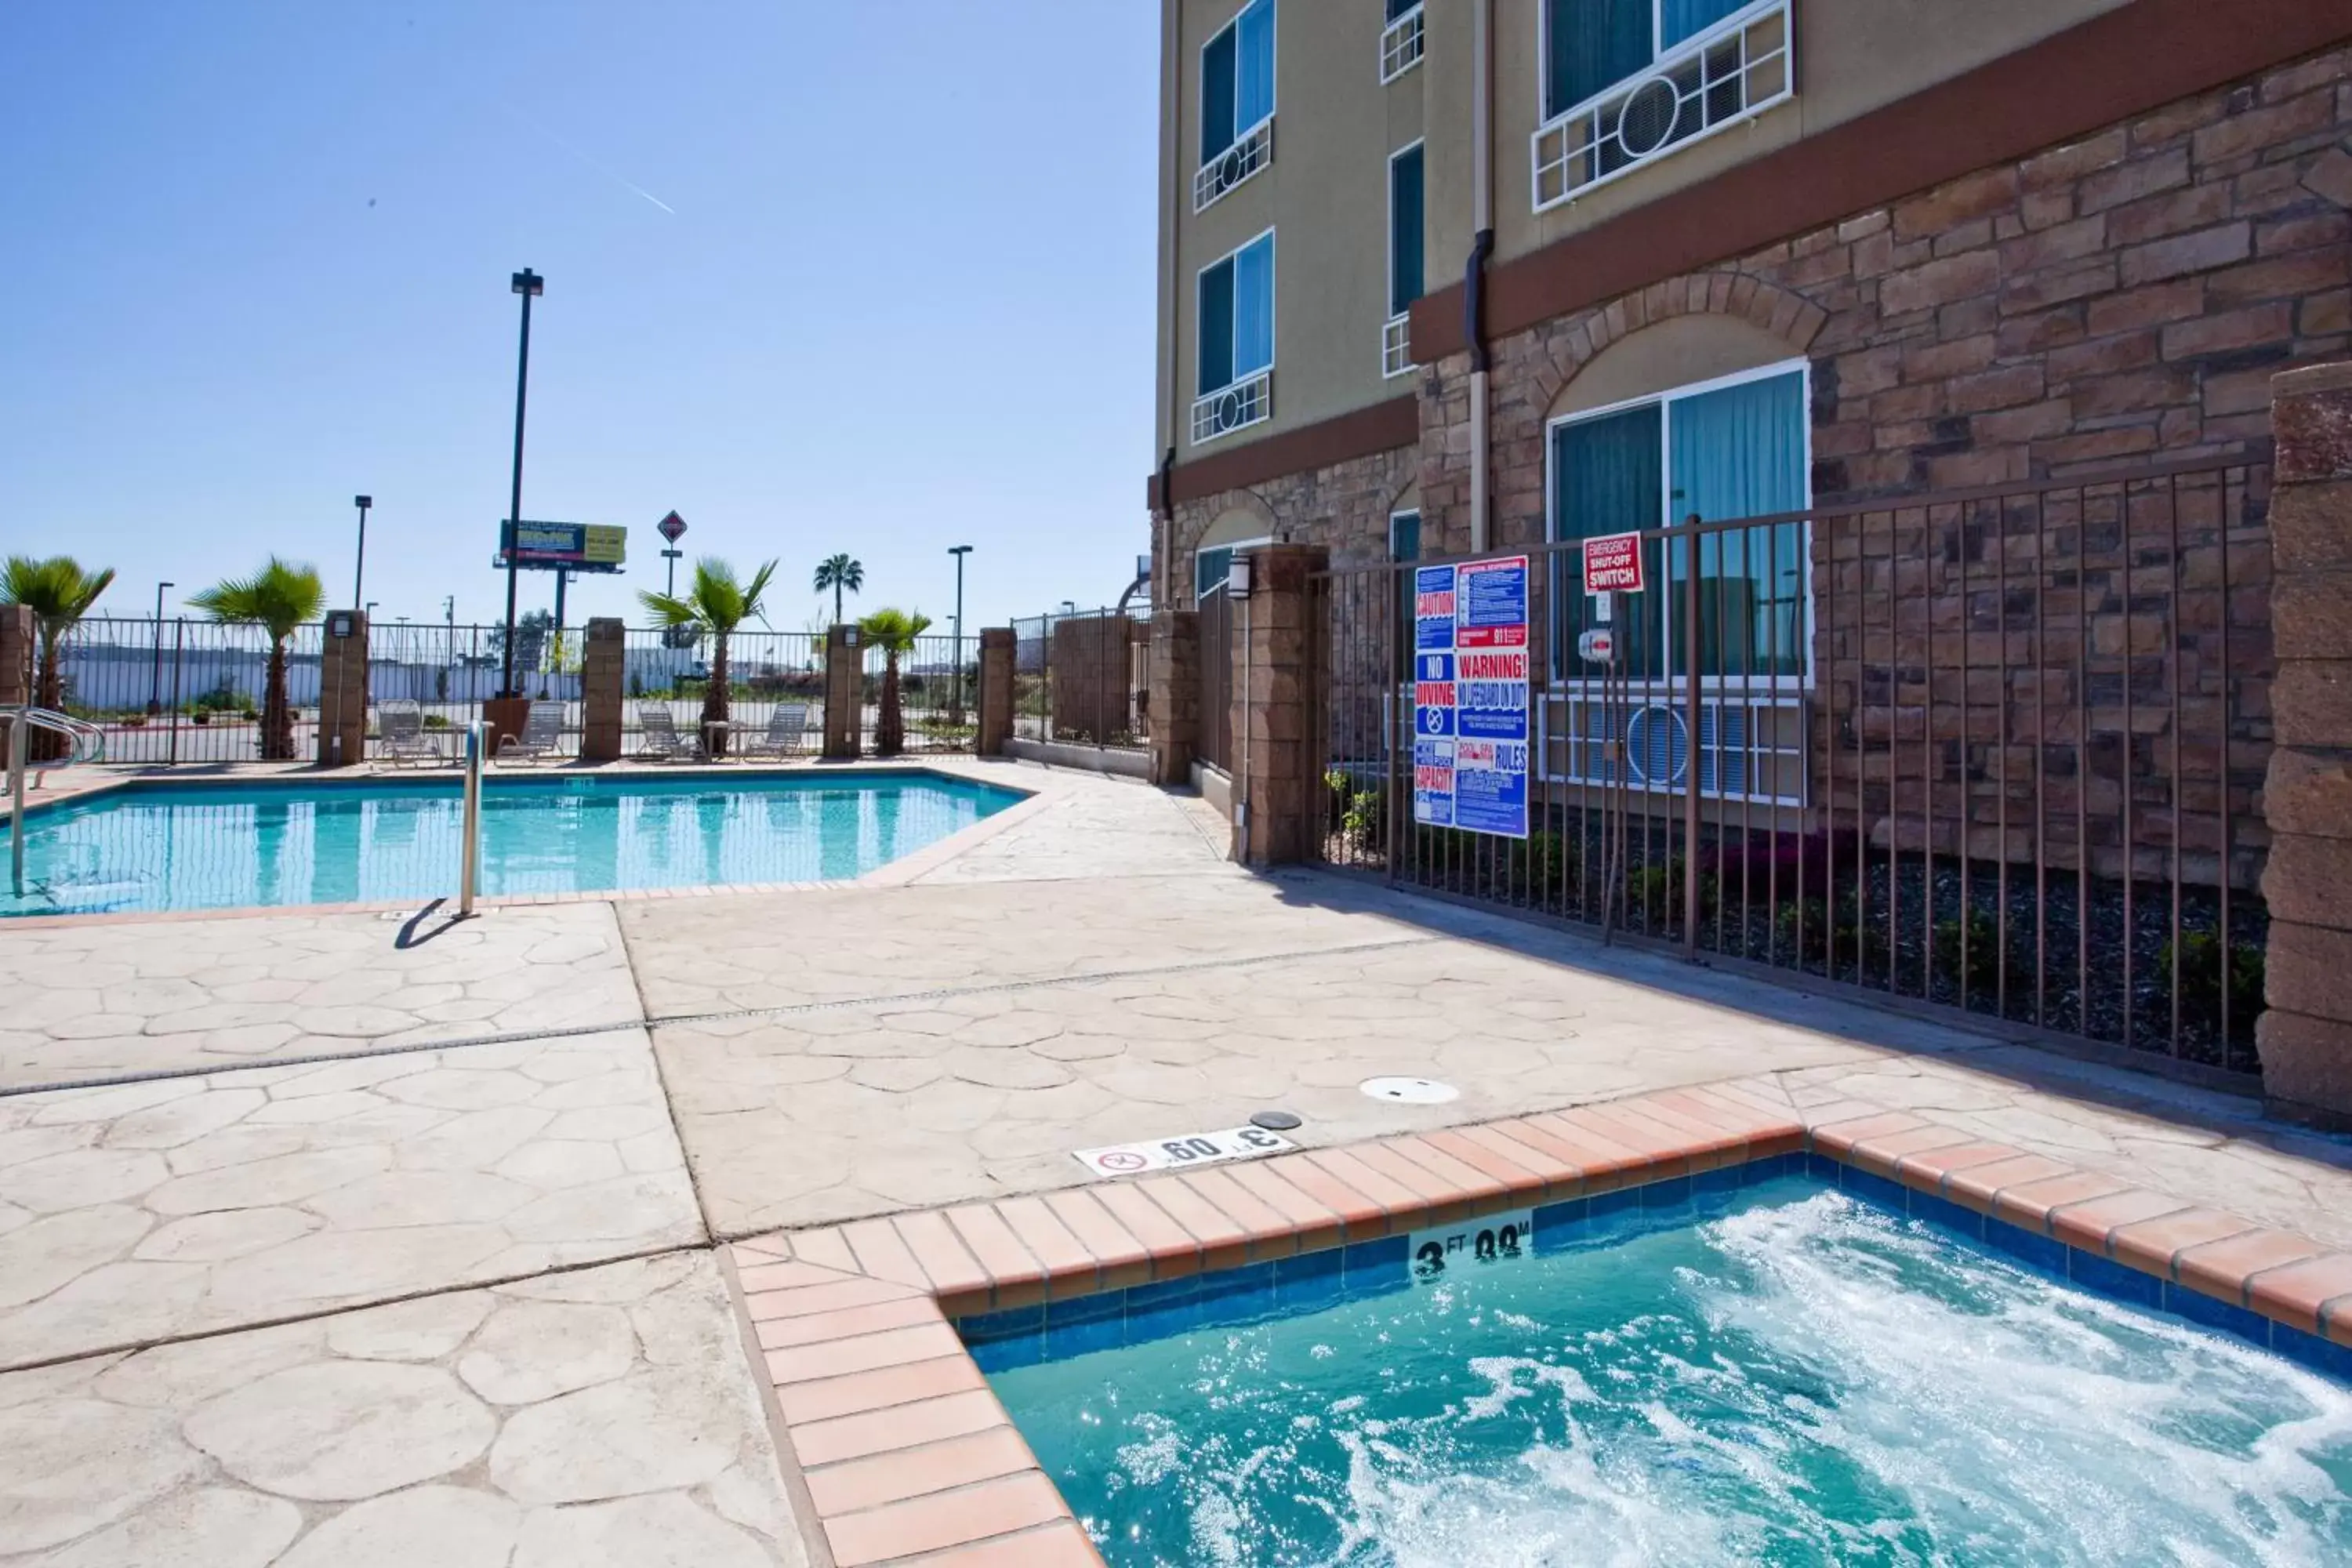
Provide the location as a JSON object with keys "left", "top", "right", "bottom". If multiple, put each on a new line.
{"left": 634, "top": 703, "right": 704, "bottom": 762}
{"left": 738, "top": 703, "right": 810, "bottom": 762}
{"left": 496, "top": 700, "right": 567, "bottom": 765}
{"left": 374, "top": 700, "right": 442, "bottom": 768}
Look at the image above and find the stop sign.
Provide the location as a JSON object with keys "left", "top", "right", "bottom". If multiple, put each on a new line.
{"left": 656, "top": 511, "right": 687, "bottom": 543}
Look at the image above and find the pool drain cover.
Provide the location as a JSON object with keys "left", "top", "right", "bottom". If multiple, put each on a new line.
{"left": 1360, "top": 1076, "right": 1458, "bottom": 1105}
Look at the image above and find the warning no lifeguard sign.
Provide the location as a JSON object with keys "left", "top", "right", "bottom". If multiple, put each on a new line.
{"left": 1583, "top": 532, "right": 1645, "bottom": 593}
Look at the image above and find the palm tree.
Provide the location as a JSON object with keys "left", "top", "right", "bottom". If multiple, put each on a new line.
{"left": 187, "top": 559, "right": 325, "bottom": 761}
{"left": 813, "top": 554, "right": 864, "bottom": 626}
{"left": 857, "top": 608, "right": 931, "bottom": 757}
{"left": 2, "top": 555, "right": 115, "bottom": 760}
{"left": 639, "top": 557, "right": 777, "bottom": 757}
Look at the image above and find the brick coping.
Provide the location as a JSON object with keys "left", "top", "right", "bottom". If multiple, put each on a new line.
{"left": 0, "top": 760, "right": 1057, "bottom": 931}
{"left": 721, "top": 1079, "right": 2352, "bottom": 1567}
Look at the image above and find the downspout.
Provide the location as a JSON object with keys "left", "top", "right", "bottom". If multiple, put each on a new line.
{"left": 1467, "top": 0, "right": 1494, "bottom": 554}
{"left": 1159, "top": 0, "right": 1186, "bottom": 601}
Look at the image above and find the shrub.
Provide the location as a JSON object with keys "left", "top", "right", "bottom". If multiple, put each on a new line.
{"left": 1931, "top": 909, "right": 2025, "bottom": 1000}
{"left": 1622, "top": 858, "right": 1716, "bottom": 929}
{"left": 2156, "top": 932, "right": 2264, "bottom": 1036}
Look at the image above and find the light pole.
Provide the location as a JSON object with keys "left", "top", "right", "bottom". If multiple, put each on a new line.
{"left": 352, "top": 495, "right": 372, "bottom": 608}
{"left": 948, "top": 545, "right": 972, "bottom": 721}
{"left": 147, "top": 580, "right": 174, "bottom": 714}
{"left": 499, "top": 267, "right": 544, "bottom": 699}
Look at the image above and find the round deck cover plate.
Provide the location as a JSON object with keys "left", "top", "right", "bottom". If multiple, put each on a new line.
{"left": 1359, "top": 1076, "right": 1459, "bottom": 1105}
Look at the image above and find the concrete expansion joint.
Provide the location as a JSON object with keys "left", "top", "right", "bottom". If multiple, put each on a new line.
{"left": 0, "top": 935, "right": 1446, "bottom": 1102}
{"left": 0, "top": 1238, "right": 710, "bottom": 1379}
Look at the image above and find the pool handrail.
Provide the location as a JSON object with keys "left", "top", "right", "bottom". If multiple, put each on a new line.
{"left": 459, "top": 720, "right": 485, "bottom": 915}
{"left": 6, "top": 706, "right": 108, "bottom": 895}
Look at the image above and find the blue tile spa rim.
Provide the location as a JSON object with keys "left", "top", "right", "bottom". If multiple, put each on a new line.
{"left": 955, "top": 1152, "right": 2352, "bottom": 1387}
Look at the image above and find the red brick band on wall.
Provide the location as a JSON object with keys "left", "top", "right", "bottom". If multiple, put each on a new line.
{"left": 1148, "top": 396, "right": 1419, "bottom": 513}
{"left": 1410, "top": 0, "right": 2352, "bottom": 361}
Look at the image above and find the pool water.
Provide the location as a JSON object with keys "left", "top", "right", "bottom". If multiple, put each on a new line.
{"left": 0, "top": 773, "right": 1022, "bottom": 916}
{"left": 987, "top": 1179, "right": 2352, "bottom": 1567}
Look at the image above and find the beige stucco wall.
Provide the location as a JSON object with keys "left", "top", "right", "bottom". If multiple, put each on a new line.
{"left": 1452, "top": 0, "right": 2138, "bottom": 274}
{"left": 1156, "top": 0, "right": 1429, "bottom": 461}
{"left": 1159, "top": 0, "right": 2138, "bottom": 461}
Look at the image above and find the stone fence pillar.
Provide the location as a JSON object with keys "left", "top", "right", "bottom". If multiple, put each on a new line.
{"left": 2260, "top": 362, "right": 2352, "bottom": 1127}
{"left": 0, "top": 604, "right": 31, "bottom": 709}
{"left": 580, "top": 618, "right": 625, "bottom": 761}
{"left": 315, "top": 609, "right": 368, "bottom": 767}
{"left": 1148, "top": 608, "right": 1199, "bottom": 786}
{"left": 975, "top": 628, "right": 1014, "bottom": 757}
{"left": 1230, "top": 544, "right": 1327, "bottom": 864}
{"left": 823, "top": 623, "right": 863, "bottom": 760}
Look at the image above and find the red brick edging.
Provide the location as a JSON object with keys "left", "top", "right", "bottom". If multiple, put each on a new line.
{"left": 721, "top": 1080, "right": 2352, "bottom": 1566}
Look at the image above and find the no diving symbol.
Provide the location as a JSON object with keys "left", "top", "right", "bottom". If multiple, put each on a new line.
{"left": 1094, "top": 1150, "right": 1149, "bottom": 1173}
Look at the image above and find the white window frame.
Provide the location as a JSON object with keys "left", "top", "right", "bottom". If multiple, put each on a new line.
{"left": 1530, "top": 0, "right": 1794, "bottom": 212}
{"left": 1384, "top": 139, "right": 1425, "bottom": 379}
{"left": 1194, "top": 535, "right": 1272, "bottom": 601}
{"left": 1192, "top": 227, "right": 1277, "bottom": 447}
{"left": 1542, "top": 356, "right": 1815, "bottom": 693}
{"left": 1380, "top": 2, "right": 1425, "bottom": 83}
{"left": 1196, "top": 0, "right": 1278, "bottom": 212}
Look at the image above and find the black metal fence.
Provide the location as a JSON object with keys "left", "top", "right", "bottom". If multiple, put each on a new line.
{"left": 866, "top": 632, "right": 975, "bottom": 754}
{"left": 618, "top": 626, "right": 826, "bottom": 757}
{"left": 1011, "top": 608, "right": 1149, "bottom": 750}
{"left": 51, "top": 617, "right": 330, "bottom": 765}
{"left": 1308, "top": 457, "right": 2272, "bottom": 1076}
{"left": 43, "top": 619, "right": 848, "bottom": 764}
{"left": 1198, "top": 587, "right": 1233, "bottom": 772}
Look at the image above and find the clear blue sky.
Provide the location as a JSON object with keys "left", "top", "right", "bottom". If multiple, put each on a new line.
{"left": 0, "top": 1, "right": 1160, "bottom": 636}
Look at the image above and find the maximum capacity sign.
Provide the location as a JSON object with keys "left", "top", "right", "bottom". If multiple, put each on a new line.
{"left": 1411, "top": 555, "right": 1530, "bottom": 839}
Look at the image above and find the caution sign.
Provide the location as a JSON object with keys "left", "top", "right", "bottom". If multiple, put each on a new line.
{"left": 1412, "top": 557, "right": 1530, "bottom": 839}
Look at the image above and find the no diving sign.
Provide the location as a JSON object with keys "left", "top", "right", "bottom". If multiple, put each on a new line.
{"left": 1074, "top": 1124, "right": 1294, "bottom": 1178}
{"left": 1582, "top": 532, "right": 1645, "bottom": 594}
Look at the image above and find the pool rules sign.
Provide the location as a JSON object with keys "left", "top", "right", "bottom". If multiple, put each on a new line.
{"left": 1412, "top": 555, "right": 1530, "bottom": 838}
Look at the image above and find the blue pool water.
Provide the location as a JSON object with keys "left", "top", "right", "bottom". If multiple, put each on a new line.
{"left": 983, "top": 1174, "right": 2352, "bottom": 1566}
{"left": 0, "top": 772, "right": 1022, "bottom": 916}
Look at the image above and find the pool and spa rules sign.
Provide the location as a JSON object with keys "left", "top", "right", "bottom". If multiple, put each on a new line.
{"left": 1412, "top": 556, "right": 1531, "bottom": 839}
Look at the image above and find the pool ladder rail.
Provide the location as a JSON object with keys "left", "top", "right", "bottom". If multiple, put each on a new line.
{"left": 6, "top": 706, "right": 109, "bottom": 896}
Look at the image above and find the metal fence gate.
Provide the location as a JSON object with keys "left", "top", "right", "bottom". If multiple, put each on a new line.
{"left": 1306, "top": 457, "right": 2272, "bottom": 1076}
{"left": 1198, "top": 584, "right": 1234, "bottom": 774}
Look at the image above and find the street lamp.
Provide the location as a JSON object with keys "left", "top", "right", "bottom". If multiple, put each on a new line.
{"left": 948, "top": 546, "right": 973, "bottom": 721}
{"left": 499, "top": 267, "right": 544, "bottom": 699}
{"left": 352, "top": 495, "right": 372, "bottom": 608}
{"left": 147, "top": 580, "right": 174, "bottom": 714}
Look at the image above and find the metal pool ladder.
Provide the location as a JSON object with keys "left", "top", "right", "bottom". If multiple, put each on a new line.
{"left": 6, "top": 706, "right": 108, "bottom": 896}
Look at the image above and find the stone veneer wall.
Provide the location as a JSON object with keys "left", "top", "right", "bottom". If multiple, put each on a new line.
{"left": 1163, "top": 446, "right": 1421, "bottom": 606}
{"left": 2260, "top": 362, "right": 2352, "bottom": 1125}
{"left": 1416, "top": 43, "right": 2351, "bottom": 546}
{"left": 1400, "top": 41, "right": 2348, "bottom": 884}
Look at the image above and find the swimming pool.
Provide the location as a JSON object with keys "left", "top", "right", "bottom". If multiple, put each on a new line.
{"left": 978, "top": 1169, "right": 2352, "bottom": 1566}
{"left": 0, "top": 771, "right": 1024, "bottom": 916}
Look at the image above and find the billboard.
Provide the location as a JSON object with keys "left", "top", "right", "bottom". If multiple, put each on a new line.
{"left": 497, "top": 521, "right": 627, "bottom": 573}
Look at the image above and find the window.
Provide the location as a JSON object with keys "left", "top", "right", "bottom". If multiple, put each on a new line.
{"left": 1196, "top": 0, "right": 1276, "bottom": 209}
{"left": 1195, "top": 536, "right": 1269, "bottom": 599}
{"left": 1548, "top": 364, "right": 1809, "bottom": 684}
{"left": 1534, "top": 0, "right": 1791, "bottom": 209}
{"left": 1389, "top": 510, "right": 1421, "bottom": 677}
{"left": 1193, "top": 231, "right": 1275, "bottom": 443}
{"left": 1381, "top": 0, "right": 1424, "bottom": 82}
{"left": 1385, "top": 141, "right": 1424, "bottom": 378}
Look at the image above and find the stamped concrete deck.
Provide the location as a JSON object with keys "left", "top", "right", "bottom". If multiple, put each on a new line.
{"left": 2, "top": 757, "right": 2350, "bottom": 1563}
